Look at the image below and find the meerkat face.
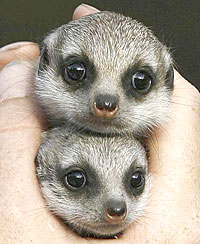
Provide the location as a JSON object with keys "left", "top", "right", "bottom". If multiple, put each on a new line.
{"left": 35, "top": 11, "right": 174, "bottom": 136}
{"left": 36, "top": 128, "right": 150, "bottom": 238}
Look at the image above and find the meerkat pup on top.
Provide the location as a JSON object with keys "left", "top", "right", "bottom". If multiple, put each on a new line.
{"left": 35, "top": 11, "right": 174, "bottom": 137}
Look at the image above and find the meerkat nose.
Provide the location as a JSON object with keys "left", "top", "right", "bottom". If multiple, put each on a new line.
{"left": 105, "top": 200, "right": 127, "bottom": 223}
{"left": 93, "top": 94, "right": 119, "bottom": 119}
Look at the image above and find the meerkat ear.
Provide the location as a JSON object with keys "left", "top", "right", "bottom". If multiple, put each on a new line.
{"left": 160, "top": 44, "right": 174, "bottom": 90}
{"left": 165, "top": 65, "right": 174, "bottom": 89}
{"left": 38, "top": 44, "right": 49, "bottom": 73}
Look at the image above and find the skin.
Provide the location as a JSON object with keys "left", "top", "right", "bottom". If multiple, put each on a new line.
{"left": 0, "top": 4, "right": 200, "bottom": 244}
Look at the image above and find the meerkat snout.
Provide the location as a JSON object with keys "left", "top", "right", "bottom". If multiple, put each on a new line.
{"left": 93, "top": 94, "right": 119, "bottom": 119}
{"left": 105, "top": 200, "right": 127, "bottom": 223}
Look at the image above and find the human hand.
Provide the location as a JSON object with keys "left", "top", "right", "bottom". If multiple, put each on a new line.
{"left": 0, "top": 4, "right": 199, "bottom": 244}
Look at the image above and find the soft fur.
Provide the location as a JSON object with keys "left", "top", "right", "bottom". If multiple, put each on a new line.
{"left": 35, "top": 11, "right": 173, "bottom": 238}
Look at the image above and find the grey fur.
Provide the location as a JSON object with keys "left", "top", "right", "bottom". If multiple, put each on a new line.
{"left": 35, "top": 11, "right": 173, "bottom": 238}
{"left": 35, "top": 11, "right": 173, "bottom": 136}
{"left": 36, "top": 127, "right": 150, "bottom": 238}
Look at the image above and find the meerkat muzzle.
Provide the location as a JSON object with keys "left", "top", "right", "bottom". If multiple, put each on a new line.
{"left": 93, "top": 94, "right": 119, "bottom": 119}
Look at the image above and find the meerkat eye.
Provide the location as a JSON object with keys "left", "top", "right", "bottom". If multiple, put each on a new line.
{"left": 63, "top": 62, "right": 86, "bottom": 82}
{"left": 130, "top": 171, "right": 145, "bottom": 189}
{"left": 131, "top": 71, "right": 152, "bottom": 93}
{"left": 64, "top": 169, "right": 86, "bottom": 189}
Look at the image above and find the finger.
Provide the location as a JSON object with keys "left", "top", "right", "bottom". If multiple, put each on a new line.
{"left": 0, "top": 42, "right": 39, "bottom": 70}
{"left": 0, "top": 57, "right": 46, "bottom": 127}
{"left": 0, "top": 60, "right": 36, "bottom": 102}
{"left": 148, "top": 69, "right": 199, "bottom": 166}
{"left": 148, "top": 68, "right": 200, "bottom": 205}
{"left": 73, "top": 4, "right": 99, "bottom": 20}
{"left": 174, "top": 69, "right": 199, "bottom": 95}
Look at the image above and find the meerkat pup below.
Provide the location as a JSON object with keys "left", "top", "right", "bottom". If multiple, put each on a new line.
{"left": 35, "top": 11, "right": 174, "bottom": 137}
{"left": 36, "top": 128, "right": 150, "bottom": 238}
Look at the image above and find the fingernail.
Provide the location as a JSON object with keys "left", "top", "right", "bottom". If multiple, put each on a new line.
{"left": 80, "top": 3, "right": 99, "bottom": 11}
{"left": 0, "top": 42, "right": 36, "bottom": 53}
{"left": 73, "top": 4, "right": 99, "bottom": 20}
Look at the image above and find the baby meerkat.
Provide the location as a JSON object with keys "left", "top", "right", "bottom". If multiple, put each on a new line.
{"left": 35, "top": 11, "right": 173, "bottom": 238}
{"left": 35, "top": 11, "right": 174, "bottom": 136}
{"left": 36, "top": 127, "right": 150, "bottom": 238}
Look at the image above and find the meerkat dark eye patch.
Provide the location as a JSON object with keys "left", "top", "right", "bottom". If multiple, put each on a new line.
{"left": 63, "top": 168, "right": 87, "bottom": 190}
{"left": 122, "top": 65, "right": 155, "bottom": 99}
{"left": 60, "top": 163, "right": 101, "bottom": 196}
{"left": 63, "top": 62, "right": 86, "bottom": 83}
{"left": 124, "top": 166, "right": 146, "bottom": 196}
{"left": 131, "top": 71, "right": 152, "bottom": 93}
{"left": 130, "top": 170, "right": 145, "bottom": 189}
{"left": 61, "top": 54, "right": 97, "bottom": 89}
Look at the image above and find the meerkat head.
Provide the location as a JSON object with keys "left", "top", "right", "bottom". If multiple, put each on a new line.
{"left": 36, "top": 128, "right": 150, "bottom": 238}
{"left": 35, "top": 11, "right": 174, "bottom": 136}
